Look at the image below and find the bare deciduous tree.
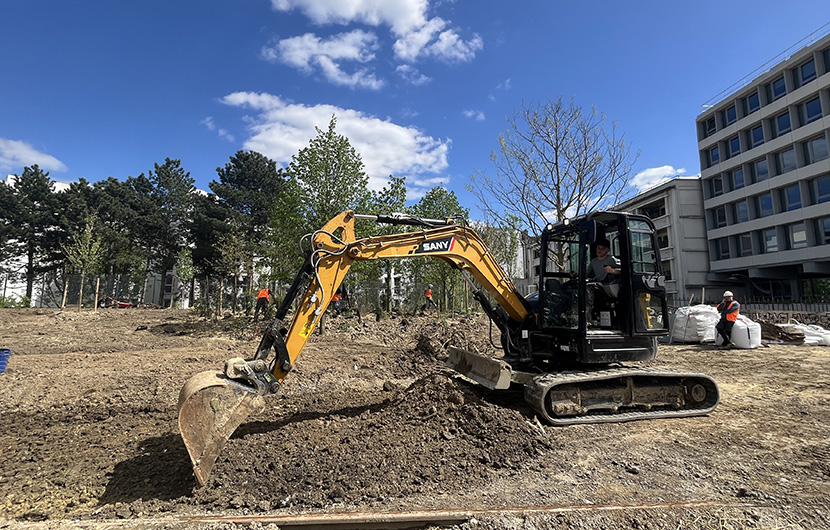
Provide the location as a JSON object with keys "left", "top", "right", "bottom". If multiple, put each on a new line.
{"left": 468, "top": 96, "right": 639, "bottom": 234}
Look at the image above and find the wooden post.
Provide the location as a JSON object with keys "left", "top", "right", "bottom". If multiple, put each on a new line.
{"left": 94, "top": 277, "right": 100, "bottom": 313}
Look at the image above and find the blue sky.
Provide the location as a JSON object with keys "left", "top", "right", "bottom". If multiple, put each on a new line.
{"left": 2, "top": 0, "right": 829, "bottom": 214}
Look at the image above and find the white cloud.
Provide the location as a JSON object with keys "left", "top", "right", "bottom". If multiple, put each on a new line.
{"left": 270, "top": 0, "right": 428, "bottom": 34}
{"left": 392, "top": 17, "right": 482, "bottom": 63}
{"left": 201, "top": 117, "right": 236, "bottom": 142}
{"left": 221, "top": 91, "right": 450, "bottom": 196}
{"left": 462, "top": 109, "right": 485, "bottom": 121}
{"left": 0, "top": 138, "right": 67, "bottom": 173}
{"left": 630, "top": 165, "right": 687, "bottom": 192}
{"left": 269, "top": 0, "right": 482, "bottom": 65}
{"left": 396, "top": 64, "right": 430, "bottom": 86}
{"left": 262, "top": 30, "right": 384, "bottom": 90}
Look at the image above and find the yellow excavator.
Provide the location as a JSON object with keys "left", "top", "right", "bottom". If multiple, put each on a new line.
{"left": 178, "top": 210, "right": 719, "bottom": 485}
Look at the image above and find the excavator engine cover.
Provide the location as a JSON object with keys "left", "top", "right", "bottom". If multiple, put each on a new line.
{"left": 178, "top": 371, "right": 265, "bottom": 486}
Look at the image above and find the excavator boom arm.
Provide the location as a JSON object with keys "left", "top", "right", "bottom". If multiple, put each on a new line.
{"left": 178, "top": 210, "right": 529, "bottom": 485}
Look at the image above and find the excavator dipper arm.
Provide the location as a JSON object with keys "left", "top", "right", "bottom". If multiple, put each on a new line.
{"left": 178, "top": 210, "right": 530, "bottom": 485}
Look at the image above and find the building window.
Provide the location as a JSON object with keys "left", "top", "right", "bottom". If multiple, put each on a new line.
{"left": 782, "top": 184, "right": 802, "bottom": 211}
{"left": 738, "top": 233, "right": 753, "bottom": 256}
{"left": 640, "top": 199, "right": 666, "bottom": 219}
{"left": 766, "top": 76, "right": 786, "bottom": 101}
{"left": 703, "top": 117, "right": 716, "bottom": 138}
{"left": 731, "top": 168, "right": 746, "bottom": 190}
{"left": 818, "top": 217, "right": 830, "bottom": 244}
{"left": 804, "top": 135, "right": 829, "bottom": 164}
{"left": 728, "top": 136, "right": 741, "bottom": 157}
{"left": 656, "top": 228, "right": 669, "bottom": 249}
{"left": 825, "top": 48, "right": 830, "bottom": 72}
{"left": 794, "top": 59, "right": 817, "bottom": 88}
{"left": 716, "top": 237, "right": 730, "bottom": 260}
{"left": 775, "top": 148, "right": 797, "bottom": 175}
{"left": 711, "top": 175, "right": 724, "bottom": 197}
{"left": 712, "top": 206, "right": 727, "bottom": 228}
{"left": 773, "top": 112, "right": 791, "bottom": 137}
{"left": 798, "top": 97, "right": 823, "bottom": 125}
{"left": 661, "top": 260, "right": 673, "bottom": 281}
{"left": 735, "top": 200, "right": 750, "bottom": 223}
{"left": 748, "top": 125, "right": 764, "bottom": 148}
{"left": 722, "top": 105, "right": 737, "bottom": 126}
{"left": 788, "top": 223, "right": 808, "bottom": 250}
{"left": 742, "top": 92, "right": 760, "bottom": 115}
{"left": 762, "top": 228, "right": 778, "bottom": 253}
{"left": 751, "top": 158, "right": 770, "bottom": 183}
{"left": 756, "top": 193, "right": 774, "bottom": 218}
{"left": 708, "top": 146, "right": 720, "bottom": 167}
{"left": 814, "top": 175, "right": 830, "bottom": 204}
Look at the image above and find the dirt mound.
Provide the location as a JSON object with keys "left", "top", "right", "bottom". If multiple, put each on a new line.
{"left": 191, "top": 372, "right": 550, "bottom": 511}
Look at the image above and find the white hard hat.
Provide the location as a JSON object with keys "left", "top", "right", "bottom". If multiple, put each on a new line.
{"left": 723, "top": 290, "right": 734, "bottom": 297}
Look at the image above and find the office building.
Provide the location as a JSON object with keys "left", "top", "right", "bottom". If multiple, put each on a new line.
{"left": 696, "top": 33, "right": 830, "bottom": 300}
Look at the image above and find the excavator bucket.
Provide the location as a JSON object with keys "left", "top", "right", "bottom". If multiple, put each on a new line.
{"left": 177, "top": 371, "right": 266, "bottom": 486}
{"left": 446, "top": 346, "right": 516, "bottom": 390}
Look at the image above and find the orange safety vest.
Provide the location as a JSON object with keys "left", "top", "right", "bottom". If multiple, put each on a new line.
{"left": 425, "top": 288, "right": 433, "bottom": 299}
{"left": 720, "top": 300, "right": 739, "bottom": 321}
{"left": 332, "top": 293, "right": 340, "bottom": 302}
{"left": 257, "top": 288, "right": 270, "bottom": 301}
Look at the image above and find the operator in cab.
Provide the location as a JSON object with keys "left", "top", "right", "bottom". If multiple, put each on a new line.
{"left": 588, "top": 238, "right": 621, "bottom": 283}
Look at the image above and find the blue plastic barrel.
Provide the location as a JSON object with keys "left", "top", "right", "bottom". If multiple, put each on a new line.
{"left": 0, "top": 349, "right": 11, "bottom": 374}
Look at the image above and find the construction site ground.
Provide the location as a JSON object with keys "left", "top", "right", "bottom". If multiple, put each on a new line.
{"left": 0, "top": 308, "right": 828, "bottom": 530}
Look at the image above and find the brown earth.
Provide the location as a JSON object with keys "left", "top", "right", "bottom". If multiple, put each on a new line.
{"left": 0, "top": 308, "right": 828, "bottom": 529}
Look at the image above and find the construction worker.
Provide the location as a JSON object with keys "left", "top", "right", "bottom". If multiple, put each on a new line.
{"left": 424, "top": 284, "right": 438, "bottom": 310}
{"left": 253, "top": 287, "right": 272, "bottom": 322}
{"left": 716, "top": 290, "right": 740, "bottom": 347}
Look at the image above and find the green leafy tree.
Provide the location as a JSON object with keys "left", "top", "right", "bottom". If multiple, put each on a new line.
{"left": 61, "top": 214, "right": 104, "bottom": 311}
{"left": 411, "top": 187, "right": 469, "bottom": 312}
{"left": 284, "top": 115, "right": 371, "bottom": 233}
{"left": 7, "top": 166, "right": 64, "bottom": 299}
{"left": 174, "top": 247, "right": 195, "bottom": 308}
{"left": 147, "top": 158, "right": 195, "bottom": 273}
{"left": 468, "top": 95, "right": 639, "bottom": 234}
{"left": 473, "top": 213, "right": 523, "bottom": 279}
{"left": 368, "top": 175, "right": 408, "bottom": 312}
{"left": 0, "top": 178, "right": 20, "bottom": 281}
{"left": 211, "top": 150, "right": 285, "bottom": 299}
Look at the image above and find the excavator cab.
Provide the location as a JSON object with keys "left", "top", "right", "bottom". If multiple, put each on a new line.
{"left": 533, "top": 211, "right": 668, "bottom": 364}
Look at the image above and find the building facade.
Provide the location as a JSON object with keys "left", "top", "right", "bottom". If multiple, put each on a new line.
{"left": 696, "top": 34, "right": 830, "bottom": 301}
{"left": 615, "top": 177, "right": 710, "bottom": 306}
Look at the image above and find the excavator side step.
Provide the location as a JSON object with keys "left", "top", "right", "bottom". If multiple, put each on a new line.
{"left": 524, "top": 368, "right": 720, "bottom": 425}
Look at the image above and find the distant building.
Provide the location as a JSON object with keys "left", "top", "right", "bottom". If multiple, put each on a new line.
{"left": 696, "top": 33, "right": 830, "bottom": 301}
{"left": 615, "top": 177, "right": 710, "bottom": 306}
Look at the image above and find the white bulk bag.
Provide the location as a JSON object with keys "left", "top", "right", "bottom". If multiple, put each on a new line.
{"left": 715, "top": 315, "right": 761, "bottom": 349}
{"left": 790, "top": 321, "right": 830, "bottom": 346}
{"left": 672, "top": 304, "right": 720, "bottom": 343}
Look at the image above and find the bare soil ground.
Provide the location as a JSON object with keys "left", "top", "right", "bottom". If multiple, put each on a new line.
{"left": 0, "top": 308, "right": 828, "bottom": 529}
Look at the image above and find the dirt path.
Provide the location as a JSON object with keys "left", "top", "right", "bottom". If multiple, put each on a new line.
{"left": 0, "top": 308, "right": 828, "bottom": 529}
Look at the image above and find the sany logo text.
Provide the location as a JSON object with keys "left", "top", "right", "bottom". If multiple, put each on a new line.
{"left": 414, "top": 237, "right": 456, "bottom": 254}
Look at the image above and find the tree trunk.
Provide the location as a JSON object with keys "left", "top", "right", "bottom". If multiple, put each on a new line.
{"left": 218, "top": 277, "right": 224, "bottom": 319}
{"left": 60, "top": 274, "right": 69, "bottom": 310}
{"left": 168, "top": 273, "right": 176, "bottom": 309}
{"left": 385, "top": 261, "right": 393, "bottom": 313}
{"left": 233, "top": 275, "right": 238, "bottom": 315}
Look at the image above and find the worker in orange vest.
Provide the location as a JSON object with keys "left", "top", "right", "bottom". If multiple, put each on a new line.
{"left": 716, "top": 290, "right": 740, "bottom": 348}
{"left": 253, "top": 287, "right": 272, "bottom": 322}
{"left": 424, "top": 284, "right": 438, "bottom": 309}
